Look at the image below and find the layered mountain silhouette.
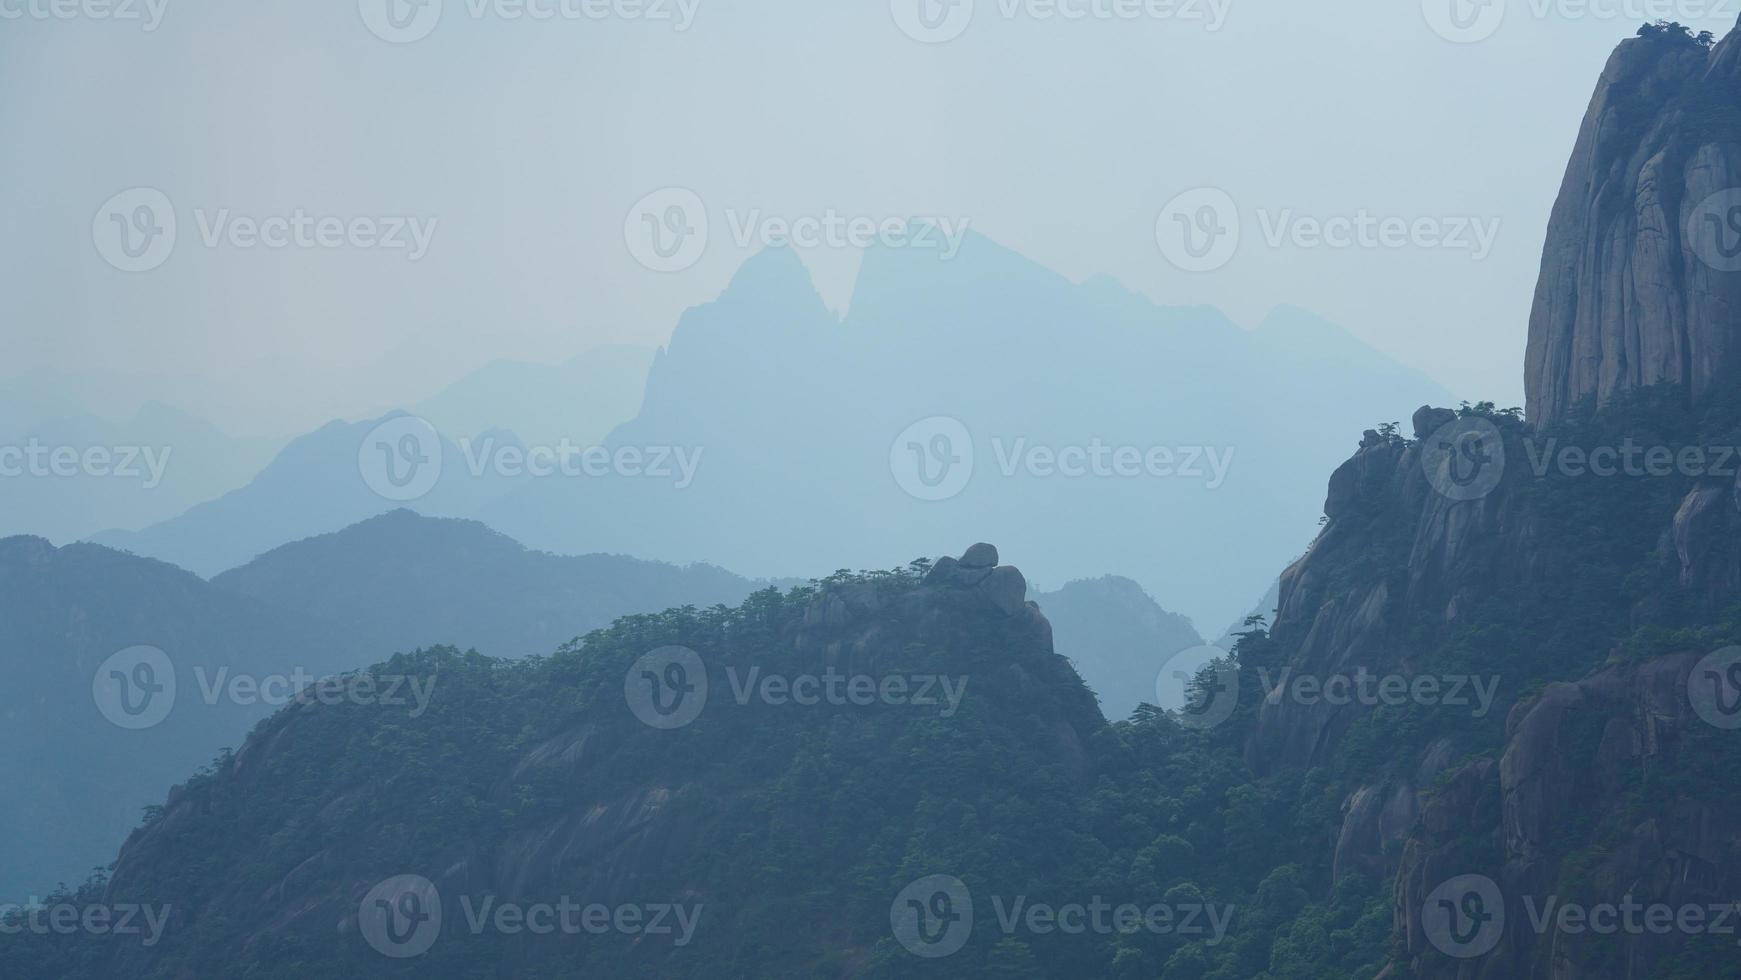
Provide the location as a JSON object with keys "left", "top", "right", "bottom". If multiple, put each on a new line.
{"left": 88, "top": 414, "right": 525, "bottom": 577}
{"left": 7, "top": 512, "right": 787, "bottom": 899}
{"left": 410, "top": 344, "right": 656, "bottom": 450}
{"left": 81, "top": 235, "right": 1445, "bottom": 629}
{"left": 0, "top": 548, "right": 1138, "bottom": 978}
{"left": 210, "top": 509, "right": 783, "bottom": 659}
{"left": 11, "top": 509, "right": 1209, "bottom": 905}
{"left": 1031, "top": 575, "right": 1204, "bottom": 720}
{"left": 0, "top": 401, "right": 279, "bottom": 544}
{"left": 13, "top": 23, "right": 1741, "bottom": 980}
{"left": 0, "top": 536, "right": 366, "bottom": 903}
{"left": 209, "top": 510, "right": 1212, "bottom": 723}
{"left": 482, "top": 234, "right": 1451, "bottom": 630}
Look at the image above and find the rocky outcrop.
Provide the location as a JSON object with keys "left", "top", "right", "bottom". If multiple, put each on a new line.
{"left": 1248, "top": 408, "right": 1537, "bottom": 771}
{"left": 1391, "top": 653, "right": 1741, "bottom": 979}
{"left": 921, "top": 543, "right": 1035, "bottom": 618}
{"left": 1250, "top": 379, "right": 1741, "bottom": 976}
{"left": 1332, "top": 738, "right": 1458, "bottom": 885}
{"left": 1525, "top": 22, "right": 1741, "bottom": 422}
{"left": 1672, "top": 480, "right": 1741, "bottom": 595}
{"left": 84, "top": 546, "right": 1101, "bottom": 977}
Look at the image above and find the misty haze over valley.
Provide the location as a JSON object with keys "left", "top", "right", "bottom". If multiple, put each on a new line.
{"left": 9, "top": 4, "right": 1741, "bottom": 978}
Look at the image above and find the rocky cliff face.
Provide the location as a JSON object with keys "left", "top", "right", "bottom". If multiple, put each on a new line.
{"left": 1525, "top": 21, "right": 1741, "bottom": 422}
{"left": 1243, "top": 394, "right": 1741, "bottom": 980}
{"left": 1243, "top": 388, "right": 1741, "bottom": 976}
{"left": 1246, "top": 407, "right": 1542, "bottom": 775}
{"left": 1234, "top": 30, "right": 1741, "bottom": 972}
{"left": 1392, "top": 652, "right": 1741, "bottom": 980}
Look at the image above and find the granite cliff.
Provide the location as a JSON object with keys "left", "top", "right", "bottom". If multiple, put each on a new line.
{"left": 1526, "top": 20, "right": 1741, "bottom": 422}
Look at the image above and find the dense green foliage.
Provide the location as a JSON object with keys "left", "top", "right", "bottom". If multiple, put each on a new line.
{"left": 10, "top": 377, "right": 1741, "bottom": 978}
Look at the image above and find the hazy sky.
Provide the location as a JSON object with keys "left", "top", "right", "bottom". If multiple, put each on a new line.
{"left": 7, "top": 0, "right": 1736, "bottom": 435}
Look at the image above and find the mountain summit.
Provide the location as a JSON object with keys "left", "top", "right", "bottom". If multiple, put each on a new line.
{"left": 1526, "top": 19, "right": 1741, "bottom": 421}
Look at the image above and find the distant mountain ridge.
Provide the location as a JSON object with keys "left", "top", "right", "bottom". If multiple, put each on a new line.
{"left": 411, "top": 344, "right": 656, "bottom": 448}
{"left": 87, "top": 414, "right": 525, "bottom": 577}
{"left": 0, "top": 401, "right": 280, "bottom": 544}
{"left": 1, "top": 547, "right": 1131, "bottom": 978}
{"left": 0, "top": 535, "right": 368, "bottom": 903}
{"left": 211, "top": 509, "right": 787, "bottom": 659}
{"left": 1031, "top": 575, "right": 1205, "bottom": 720}
{"left": 484, "top": 233, "right": 1452, "bottom": 630}
{"left": 74, "top": 236, "right": 1447, "bottom": 629}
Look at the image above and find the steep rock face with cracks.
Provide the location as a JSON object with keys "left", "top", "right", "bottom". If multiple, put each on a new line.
{"left": 1526, "top": 20, "right": 1741, "bottom": 423}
